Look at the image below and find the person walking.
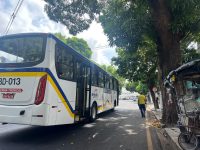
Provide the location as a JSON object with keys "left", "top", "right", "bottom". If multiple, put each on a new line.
{"left": 138, "top": 93, "right": 147, "bottom": 118}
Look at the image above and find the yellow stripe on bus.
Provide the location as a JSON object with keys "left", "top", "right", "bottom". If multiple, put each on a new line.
{"left": 0, "top": 72, "right": 46, "bottom": 77}
{"left": 0, "top": 72, "right": 74, "bottom": 118}
{"left": 47, "top": 76, "right": 74, "bottom": 118}
{"left": 98, "top": 106, "right": 104, "bottom": 111}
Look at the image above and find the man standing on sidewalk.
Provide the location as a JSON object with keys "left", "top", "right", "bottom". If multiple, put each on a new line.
{"left": 138, "top": 93, "right": 147, "bottom": 118}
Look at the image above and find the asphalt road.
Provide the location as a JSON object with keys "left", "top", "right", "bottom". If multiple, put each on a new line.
{"left": 0, "top": 100, "right": 162, "bottom": 150}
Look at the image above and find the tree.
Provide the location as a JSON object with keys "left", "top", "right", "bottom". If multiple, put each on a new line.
{"left": 135, "top": 81, "right": 148, "bottom": 94}
{"left": 44, "top": 0, "right": 101, "bottom": 35}
{"left": 125, "top": 82, "right": 135, "bottom": 92}
{"left": 100, "top": 0, "right": 200, "bottom": 125}
{"left": 126, "top": 81, "right": 148, "bottom": 94}
{"left": 55, "top": 33, "right": 92, "bottom": 59}
{"left": 54, "top": 33, "right": 66, "bottom": 43}
{"left": 45, "top": 0, "right": 200, "bottom": 125}
{"left": 183, "top": 48, "right": 200, "bottom": 63}
{"left": 112, "top": 37, "right": 159, "bottom": 109}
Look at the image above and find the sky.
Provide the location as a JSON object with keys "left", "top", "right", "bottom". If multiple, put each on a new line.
{"left": 0, "top": 0, "right": 117, "bottom": 65}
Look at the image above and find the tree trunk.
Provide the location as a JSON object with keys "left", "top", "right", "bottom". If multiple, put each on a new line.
{"left": 148, "top": 82, "right": 159, "bottom": 110}
{"left": 149, "top": 87, "right": 157, "bottom": 109}
{"left": 148, "top": 0, "right": 182, "bottom": 125}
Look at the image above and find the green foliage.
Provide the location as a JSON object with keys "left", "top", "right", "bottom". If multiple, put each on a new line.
{"left": 126, "top": 81, "right": 147, "bottom": 94}
{"left": 125, "top": 82, "right": 136, "bottom": 92}
{"left": 54, "top": 33, "right": 66, "bottom": 43}
{"left": 54, "top": 33, "right": 92, "bottom": 59}
{"left": 46, "top": 0, "right": 200, "bottom": 61}
{"left": 44, "top": 0, "right": 102, "bottom": 35}
{"left": 99, "top": 0, "right": 200, "bottom": 52}
{"left": 99, "top": 0, "right": 152, "bottom": 51}
{"left": 66, "top": 37, "right": 92, "bottom": 59}
{"left": 45, "top": 0, "right": 200, "bottom": 56}
{"left": 135, "top": 81, "right": 148, "bottom": 94}
{"left": 112, "top": 37, "right": 158, "bottom": 90}
{"left": 168, "top": 0, "right": 200, "bottom": 35}
{"left": 182, "top": 48, "right": 200, "bottom": 63}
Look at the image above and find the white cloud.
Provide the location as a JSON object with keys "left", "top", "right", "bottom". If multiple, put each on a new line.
{"left": 0, "top": 0, "right": 117, "bottom": 65}
{"left": 77, "top": 21, "right": 117, "bottom": 65}
{"left": 0, "top": 0, "right": 70, "bottom": 36}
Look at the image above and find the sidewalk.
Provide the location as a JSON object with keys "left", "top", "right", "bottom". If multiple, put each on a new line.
{"left": 148, "top": 103, "right": 182, "bottom": 150}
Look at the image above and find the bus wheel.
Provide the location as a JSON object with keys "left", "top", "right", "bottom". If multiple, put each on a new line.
{"left": 90, "top": 104, "right": 97, "bottom": 122}
{"left": 111, "top": 100, "right": 116, "bottom": 112}
{"left": 114, "top": 100, "right": 117, "bottom": 107}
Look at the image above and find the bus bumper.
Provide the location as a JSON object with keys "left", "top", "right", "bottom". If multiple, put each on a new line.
{"left": 0, "top": 104, "right": 48, "bottom": 126}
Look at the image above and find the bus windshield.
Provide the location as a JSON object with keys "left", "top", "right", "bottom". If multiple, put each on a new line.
{"left": 0, "top": 35, "right": 46, "bottom": 67}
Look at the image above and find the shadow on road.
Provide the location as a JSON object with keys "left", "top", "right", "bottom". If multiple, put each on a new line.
{"left": 0, "top": 102, "right": 149, "bottom": 150}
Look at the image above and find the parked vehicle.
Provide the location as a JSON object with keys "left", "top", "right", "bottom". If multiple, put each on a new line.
{"left": 130, "top": 96, "right": 137, "bottom": 101}
{"left": 165, "top": 59, "right": 200, "bottom": 150}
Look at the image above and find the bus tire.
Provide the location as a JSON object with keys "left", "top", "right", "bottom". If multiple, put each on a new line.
{"left": 111, "top": 100, "right": 117, "bottom": 112}
{"left": 90, "top": 103, "right": 97, "bottom": 122}
{"left": 114, "top": 100, "right": 117, "bottom": 107}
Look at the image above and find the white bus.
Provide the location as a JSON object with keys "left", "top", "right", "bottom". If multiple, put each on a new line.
{"left": 0, "top": 33, "right": 119, "bottom": 126}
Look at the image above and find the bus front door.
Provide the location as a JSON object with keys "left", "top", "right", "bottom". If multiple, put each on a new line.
{"left": 76, "top": 64, "right": 91, "bottom": 120}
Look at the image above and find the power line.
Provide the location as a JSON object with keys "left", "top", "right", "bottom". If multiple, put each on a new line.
{"left": 4, "top": 0, "right": 24, "bottom": 35}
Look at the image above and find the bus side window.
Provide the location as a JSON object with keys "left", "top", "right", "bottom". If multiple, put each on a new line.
{"left": 110, "top": 78, "right": 113, "bottom": 90}
{"left": 98, "top": 71, "right": 104, "bottom": 88}
{"left": 75, "top": 61, "right": 81, "bottom": 81}
{"left": 92, "top": 68, "right": 98, "bottom": 86}
{"left": 55, "top": 46, "right": 63, "bottom": 75}
{"left": 103, "top": 74, "right": 106, "bottom": 88}
{"left": 55, "top": 45, "right": 74, "bottom": 81}
{"left": 105, "top": 75, "right": 110, "bottom": 89}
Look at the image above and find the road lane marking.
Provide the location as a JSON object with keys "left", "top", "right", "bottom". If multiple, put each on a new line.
{"left": 146, "top": 111, "right": 154, "bottom": 150}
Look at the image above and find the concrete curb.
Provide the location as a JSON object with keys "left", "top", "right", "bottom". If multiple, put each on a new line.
{"left": 149, "top": 107, "right": 182, "bottom": 150}
{"left": 164, "top": 128, "right": 182, "bottom": 150}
